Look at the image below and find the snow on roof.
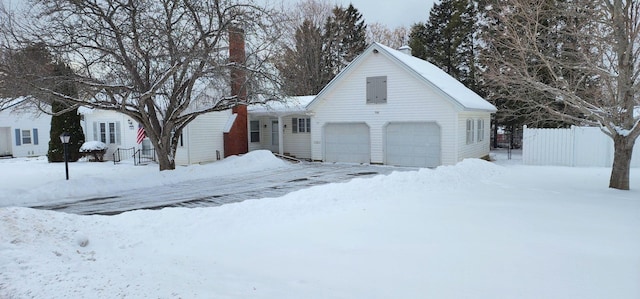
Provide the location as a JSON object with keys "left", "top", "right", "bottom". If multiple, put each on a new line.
{"left": 77, "top": 106, "right": 94, "bottom": 115}
{"left": 223, "top": 113, "right": 238, "bottom": 133}
{"left": 248, "top": 96, "right": 315, "bottom": 115}
{"left": 373, "top": 43, "right": 497, "bottom": 112}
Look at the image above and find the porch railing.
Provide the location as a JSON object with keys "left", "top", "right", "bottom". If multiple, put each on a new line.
{"left": 113, "top": 147, "right": 156, "bottom": 165}
{"left": 113, "top": 147, "right": 135, "bottom": 165}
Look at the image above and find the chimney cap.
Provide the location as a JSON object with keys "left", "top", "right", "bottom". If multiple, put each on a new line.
{"left": 398, "top": 45, "right": 412, "bottom": 55}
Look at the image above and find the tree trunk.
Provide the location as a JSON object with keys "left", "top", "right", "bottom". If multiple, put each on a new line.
{"left": 156, "top": 145, "right": 176, "bottom": 171}
{"left": 153, "top": 133, "right": 177, "bottom": 171}
{"left": 609, "top": 135, "right": 634, "bottom": 190}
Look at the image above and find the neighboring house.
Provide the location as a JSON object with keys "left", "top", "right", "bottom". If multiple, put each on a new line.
{"left": 0, "top": 107, "right": 51, "bottom": 158}
{"left": 247, "top": 43, "right": 497, "bottom": 168}
{"left": 79, "top": 107, "right": 139, "bottom": 162}
{"left": 79, "top": 107, "right": 230, "bottom": 166}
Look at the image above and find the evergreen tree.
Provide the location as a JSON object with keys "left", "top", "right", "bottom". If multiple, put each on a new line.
{"left": 277, "top": 19, "right": 327, "bottom": 96}
{"left": 1, "top": 43, "right": 85, "bottom": 161}
{"left": 323, "top": 4, "right": 367, "bottom": 78}
{"left": 47, "top": 62, "right": 85, "bottom": 162}
{"left": 409, "top": 0, "right": 478, "bottom": 88}
{"left": 277, "top": 3, "right": 367, "bottom": 96}
{"left": 480, "top": 0, "right": 593, "bottom": 129}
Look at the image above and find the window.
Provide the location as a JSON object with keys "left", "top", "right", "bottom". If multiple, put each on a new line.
{"left": 21, "top": 130, "right": 32, "bottom": 144}
{"left": 476, "top": 119, "right": 484, "bottom": 142}
{"left": 109, "top": 122, "right": 116, "bottom": 144}
{"left": 292, "top": 118, "right": 310, "bottom": 133}
{"left": 366, "top": 76, "right": 387, "bottom": 104}
{"left": 466, "top": 119, "right": 474, "bottom": 144}
{"left": 94, "top": 121, "right": 121, "bottom": 144}
{"left": 250, "top": 120, "right": 260, "bottom": 142}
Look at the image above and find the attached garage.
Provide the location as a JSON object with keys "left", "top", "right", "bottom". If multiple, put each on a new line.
{"left": 324, "top": 123, "right": 370, "bottom": 163}
{"left": 385, "top": 122, "right": 441, "bottom": 167}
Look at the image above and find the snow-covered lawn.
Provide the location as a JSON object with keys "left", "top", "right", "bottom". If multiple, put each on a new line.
{"left": 1, "top": 151, "right": 639, "bottom": 298}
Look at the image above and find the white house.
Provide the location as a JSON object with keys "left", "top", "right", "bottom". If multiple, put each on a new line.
{"left": 0, "top": 108, "right": 51, "bottom": 158}
{"left": 248, "top": 43, "right": 497, "bottom": 168}
{"left": 79, "top": 107, "right": 231, "bottom": 166}
{"left": 2, "top": 42, "right": 496, "bottom": 168}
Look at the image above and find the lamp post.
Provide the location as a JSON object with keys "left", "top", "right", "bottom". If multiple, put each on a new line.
{"left": 59, "top": 132, "right": 70, "bottom": 180}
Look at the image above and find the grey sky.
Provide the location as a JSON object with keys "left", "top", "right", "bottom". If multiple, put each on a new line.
{"left": 1, "top": 0, "right": 436, "bottom": 29}
{"left": 336, "top": 0, "right": 435, "bottom": 28}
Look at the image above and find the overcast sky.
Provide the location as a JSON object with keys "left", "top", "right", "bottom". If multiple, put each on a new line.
{"left": 1, "top": 0, "right": 436, "bottom": 29}
{"left": 335, "top": 0, "right": 436, "bottom": 28}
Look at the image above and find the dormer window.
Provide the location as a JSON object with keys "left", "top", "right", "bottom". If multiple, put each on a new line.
{"left": 366, "top": 76, "right": 387, "bottom": 104}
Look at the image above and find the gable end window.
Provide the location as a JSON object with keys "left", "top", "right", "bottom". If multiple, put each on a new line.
{"left": 292, "top": 118, "right": 311, "bottom": 133}
{"left": 250, "top": 120, "right": 260, "bottom": 142}
{"left": 366, "top": 76, "right": 387, "bottom": 104}
{"left": 466, "top": 119, "right": 475, "bottom": 144}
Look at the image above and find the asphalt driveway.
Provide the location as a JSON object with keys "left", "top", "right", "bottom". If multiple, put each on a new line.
{"left": 30, "top": 161, "right": 409, "bottom": 215}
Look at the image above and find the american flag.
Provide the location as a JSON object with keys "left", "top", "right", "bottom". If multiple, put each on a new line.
{"left": 136, "top": 124, "right": 146, "bottom": 144}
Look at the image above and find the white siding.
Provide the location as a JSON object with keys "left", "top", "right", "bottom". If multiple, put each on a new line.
{"left": 457, "top": 112, "right": 492, "bottom": 161}
{"left": 175, "top": 110, "right": 229, "bottom": 165}
{"left": 0, "top": 109, "right": 51, "bottom": 157}
{"left": 282, "top": 115, "right": 312, "bottom": 159}
{"left": 311, "top": 51, "right": 458, "bottom": 165}
{"left": 81, "top": 110, "right": 137, "bottom": 161}
{"left": 248, "top": 115, "right": 312, "bottom": 159}
{"left": 248, "top": 116, "right": 269, "bottom": 152}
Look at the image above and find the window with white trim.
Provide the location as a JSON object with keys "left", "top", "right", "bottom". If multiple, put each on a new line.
{"left": 250, "top": 120, "right": 260, "bottom": 142}
{"left": 466, "top": 119, "right": 474, "bottom": 144}
{"left": 476, "top": 119, "right": 484, "bottom": 142}
{"left": 94, "top": 121, "right": 121, "bottom": 144}
{"left": 292, "top": 118, "right": 311, "bottom": 133}
{"left": 21, "top": 130, "right": 32, "bottom": 144}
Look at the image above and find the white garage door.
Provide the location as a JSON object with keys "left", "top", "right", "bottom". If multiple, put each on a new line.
{"left": 386, "top": 122, "right": 440, "bottom": 167}
{"left": 324, "top": 123, "right": 370, "bottom": 164}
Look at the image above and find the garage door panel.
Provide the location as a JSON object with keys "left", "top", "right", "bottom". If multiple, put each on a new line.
{"left": 386, "top": 122, "right": 440, "bottom": 168}
{"left": 324, "top": 123, "right": 370, "bottom": 164}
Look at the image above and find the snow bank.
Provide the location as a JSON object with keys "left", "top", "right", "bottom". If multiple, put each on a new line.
{"left": 1, "top": 153, "right": 639, "bottom": 299}
{"left": 0, "top": 150, "right": 290, "bottom": 207}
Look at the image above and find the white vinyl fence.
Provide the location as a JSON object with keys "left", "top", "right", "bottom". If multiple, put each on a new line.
{"left": 522, "top": 125, "right": 640, "bottom": 167}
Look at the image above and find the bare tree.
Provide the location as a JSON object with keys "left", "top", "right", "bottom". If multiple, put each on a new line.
{"left": 366, "top": 22, "right": 409, "bottom": 49}
{"left": 0, "top": 0, "right": 284, "bottom": 170}
{"left": 483, "top": 0, "right": 640, "bottom": 190}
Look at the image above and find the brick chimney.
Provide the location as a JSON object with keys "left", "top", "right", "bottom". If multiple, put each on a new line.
{"left": 224, "top": 26, "right": 249, "bottom": 157}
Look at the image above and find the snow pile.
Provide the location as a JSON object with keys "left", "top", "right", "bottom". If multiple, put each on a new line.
{"left": 1, "top": 153, "right": 638, "bottom": 299}
{"left": 0, "top": 150, "right": 290, "bottom": 207}
{"left": 79, "top": 141, "right": 107, "bottom": 151}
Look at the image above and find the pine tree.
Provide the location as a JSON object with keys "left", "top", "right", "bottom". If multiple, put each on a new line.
{"left": 47, "top": 63, "right": 85, "bottom": 162}
{"left": 480, "top": 0, "right": 592, "bottom": 129}
{"left": 277, "top": 19, "right": 327, "bottom": 95}
{"left": 277, "top": 3, "right": 367, "bottom": 96}
{"left": 323, "top": 4, "right": 367, "bottom": 77}
{"left": 409, "top": 0, "right": 478, "bottom": 88}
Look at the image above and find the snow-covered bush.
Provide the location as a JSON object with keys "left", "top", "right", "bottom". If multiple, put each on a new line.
{"left": 79, "top": 141, "right": 108, "bottom": 162}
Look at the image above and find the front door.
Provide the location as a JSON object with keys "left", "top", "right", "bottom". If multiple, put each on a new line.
{"left": 271, "top": 120, "right": 279, "bottom": 150}
{"left": 0, "top": 127, "right": 11, "bottom": 156}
